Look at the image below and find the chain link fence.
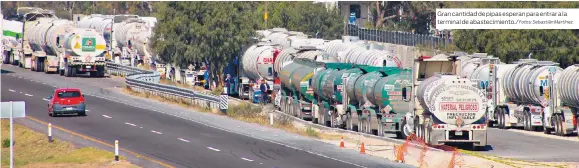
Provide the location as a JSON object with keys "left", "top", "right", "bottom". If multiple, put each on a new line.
{"left": 345, "top": 24, "right": 454, "bottom": 50}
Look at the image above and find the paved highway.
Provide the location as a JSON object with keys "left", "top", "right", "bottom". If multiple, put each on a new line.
{"left": 1, "top": 66, "right": 411, "bottom": 168}
{"left": 3, "top": 64, "right": 579, "bottom": 164}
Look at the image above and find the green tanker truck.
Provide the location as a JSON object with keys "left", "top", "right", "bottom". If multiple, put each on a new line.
{"left": 311, "top": 64, "right": 412, "bottom": 138}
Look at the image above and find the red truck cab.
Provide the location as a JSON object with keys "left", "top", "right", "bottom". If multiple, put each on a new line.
{"left": 47, "top": 88, "right": 87, "bottom": 117}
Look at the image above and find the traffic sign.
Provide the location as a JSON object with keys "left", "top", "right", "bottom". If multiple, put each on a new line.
{"left": 1, "top": 101, "right": 26, "bottom": 118}
{"left": 549, "top": 67, "right": 557, "bottom": 73}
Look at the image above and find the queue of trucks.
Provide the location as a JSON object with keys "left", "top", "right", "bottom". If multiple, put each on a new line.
{"left": 221, "top": 28, "right": 492, "bottom": 149}
{"left": 463, "top": 56, "right": 579, "bottom": 137}
{"left": 2, "top": 7, "right": 156, "bottom": 78}
{"left": 223, "top": 27, "right": 578, "bottom": 148}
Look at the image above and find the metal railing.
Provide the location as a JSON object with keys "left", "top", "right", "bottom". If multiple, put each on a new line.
{"left": 345, "top": 24, "right": 454, "bottom": 49}
{"left": 106, "top": 62, "right": 227, "bottom": 109}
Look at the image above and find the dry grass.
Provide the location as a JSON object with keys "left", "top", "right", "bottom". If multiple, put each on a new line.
{"left": 0, "top": 120, "right": 138, "bottom": 168}
{"left": 122, "top": 87, "right": 344, "bottom": 140}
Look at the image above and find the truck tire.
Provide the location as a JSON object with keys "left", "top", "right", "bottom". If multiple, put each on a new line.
{"left": 524, "top": 111, "right": 530, "bottom": 131}
{"left": 397, "top": 119, "right": 409, "bottom": 139}
{"left": 555, "top": 115, "right": 562, "bottom": 136}
{"left": 498, "top": 109, "right": 504, "bottom": 129}
{"left": 59, "top": 69, "right": 65, "bottom": 76}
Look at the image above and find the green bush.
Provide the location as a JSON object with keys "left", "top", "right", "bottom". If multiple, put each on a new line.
{"left": 2, "top": 139, "right": 12, "bottom": 148}
{"left": 305, "top": 126, "right": 319, "bottom": 138}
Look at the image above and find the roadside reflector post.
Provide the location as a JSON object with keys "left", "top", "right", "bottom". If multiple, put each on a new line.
{"left": 48, "top": 123, "right": 53, "bottom": 143}
{"left": 269, "top": 111, "right": 274, "bottom": 126}
{"left": 114, "top": 140, "right": 119, "bottom": 161}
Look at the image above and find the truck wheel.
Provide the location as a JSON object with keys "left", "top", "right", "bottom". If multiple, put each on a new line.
{"left": 498, "top": 109, "right": 505, "bottom": 129}
{"left": 39, "top": 59, "right": 45, "bottom": 72}
{"left": 554, "top": 115, "right": 561, "bottom": 136}
{"left": 523, "top": 111, "right": 530, "bottom": 131}
{"left": 397, "top": 119, "right": 409, "bottom": 139}
{"left": 79, "top": 112, "right": 87, "bottom": 116}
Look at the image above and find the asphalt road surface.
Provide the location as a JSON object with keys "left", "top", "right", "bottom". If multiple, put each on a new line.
{"left": 3, "top": 64, "right": 579, "bottom": 164}
{"left": 1, "top": 66, "right": 411, "bottom": 168}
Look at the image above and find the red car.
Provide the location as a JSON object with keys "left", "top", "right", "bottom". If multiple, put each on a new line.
{"left": 46, "top": 88, "right": 87, "bottom": 117}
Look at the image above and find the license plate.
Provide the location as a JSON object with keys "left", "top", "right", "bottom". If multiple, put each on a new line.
{"left": 455, "top": 131, "right": 463, "bottom": 136}
{"left": 385, "top": 119, "right": 393, "bottom": 122}
{"left": 66, "top": 107, "right": 73, "bottom": 110}
{"left": 86, "top": 66, "right": 91, "bottom": 68}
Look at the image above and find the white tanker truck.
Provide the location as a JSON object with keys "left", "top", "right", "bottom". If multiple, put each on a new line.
{"left": 547, "top": 65, "right": 579, "bottom": 137}
{"left": 410, "top": 54, "right": 488, "bottom": 150}
{"left": 23, "top": 15, "right": 107, "bottom": 76}
{"left": 2, "top": 19, "right": 23, "bottom": 65}
{"left": 18, "top": 7, "right": 57, "bottom": 69}
{"left": 77, "top": 15, "right": 154, "bottom": 66}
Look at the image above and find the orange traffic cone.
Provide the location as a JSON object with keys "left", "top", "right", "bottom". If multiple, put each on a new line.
{"left": 339, "top": 137, "right": 345, "bottom": 148}
{"left": 360, "top": 142, "right": 366, "bottom": 154}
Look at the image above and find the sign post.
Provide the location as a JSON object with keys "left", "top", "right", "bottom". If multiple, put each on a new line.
{"left": 1, "top": 101, "right": 27, "bottom": 168}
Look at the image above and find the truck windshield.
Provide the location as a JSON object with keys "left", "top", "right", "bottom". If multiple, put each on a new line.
{"left": 57, "top": 91, "right": 81, "bottom": 98}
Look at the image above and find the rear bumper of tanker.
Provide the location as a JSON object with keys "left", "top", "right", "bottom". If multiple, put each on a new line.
{"left": 430, "top": 125, "right": 488, "bottom": 147}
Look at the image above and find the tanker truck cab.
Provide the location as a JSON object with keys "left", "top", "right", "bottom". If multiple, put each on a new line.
{"left": 411, "top": 54, "right": 489, "bottom": 150}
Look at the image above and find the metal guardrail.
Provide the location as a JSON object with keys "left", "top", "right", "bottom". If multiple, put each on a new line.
{"left": 106, "top": 62, "right": 227, "bottom": 109}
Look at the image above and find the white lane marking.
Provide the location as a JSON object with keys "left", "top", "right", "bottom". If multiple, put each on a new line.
{"left": 52, "top": 85, "right": 57, "bottom": 88}
{"left": 178, "top": 138, "right": 190, "bottom": 142}
{"left": 240, "top": 157, "right": 254, "bottom": 162}
{"left": 42, "top": 98, "right": 49, "bottom": 101}
{"left": 83, "top": 93, "right": 368, "bottom": 168}
{"left": 85, "top": 109, "right": 90, "bottom": 111}
{"left": 9, "top": 89, "right": 15, "bottom": 92}
{"left": 151, "top": 130, "right": 163, "bottom": 135}
{"left": 25, "top": 93, "right": 33, "bottom": 97}
{"left": 102, "top": 115, "right": 112, "bottom": 118}
{"left": 125, "top": 122, "right": 137, "bottom": 127}
{"left": 19, "top": 92, "right": 22, "bottom": 93}
{"left": 207, "top": 147, "right": 220, "bottom": 151}
{"left": 42, "top": 83, "right": 46, "bottom": 85}
{"left": 140, "top": 127, "right": 143, "bottom": 128}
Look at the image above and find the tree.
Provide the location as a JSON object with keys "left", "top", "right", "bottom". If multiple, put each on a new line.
{"left": 151, "top": 2, "right": 256, "bottom": 86}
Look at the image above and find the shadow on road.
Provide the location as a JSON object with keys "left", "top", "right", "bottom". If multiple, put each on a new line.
{"left": 1, "top": 69, "right": 14, "bottom": 74}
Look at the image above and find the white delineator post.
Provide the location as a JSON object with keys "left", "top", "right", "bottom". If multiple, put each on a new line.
{"left": 48, "top": 123, "right": 53, "bottom": 142}
{"left": 114, "top": 140, "right": 119, "bottom": 161}
{"left": 10, "top": 101, "right": 14, "bottom": 168}
{"left": 269, "top": 111, "right": 274, "bottom": 126}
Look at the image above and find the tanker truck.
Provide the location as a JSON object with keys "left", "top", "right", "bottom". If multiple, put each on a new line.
{"left": 278, "top": 47, "right": 340, "bottom": 120}
{"left": 24, "top": 17, "right": 75, "bottom": 73}
{"left": 17, "top": 7, "right": 57, "bottom": 69}
{"left": 2, "top": 19, "right": 23, "bottom": 65}
{"left": 410, "top": 54, "right": 488, "bottom": 149}
{"left": 58, "top": 28, "right": 108, "bottom": 77}
{"left": 490, "top": 60, "right": 563, "bottom": 132}
{"left": 310, "top": 50, "right": 405, "bottom": 135}
{"left": 112, "top": 17, "right": 153, "bottom": 66}
{"left": 544, "top": 65, "right": 578, "bottom": 137}
{"left": 239, "top": 41, "right": 281, "bottom": 103}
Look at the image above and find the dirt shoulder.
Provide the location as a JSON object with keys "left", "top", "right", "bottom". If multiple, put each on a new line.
{"left": 1, "top": 119, "right": 139, "bottom": 168}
